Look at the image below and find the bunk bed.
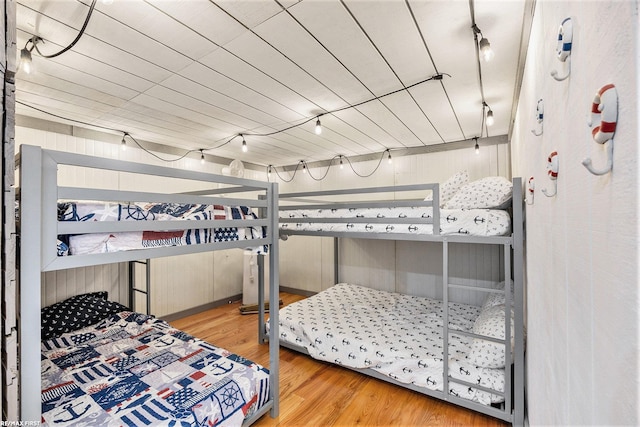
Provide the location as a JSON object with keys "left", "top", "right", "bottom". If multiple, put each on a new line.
{"left": 276, "top": 176, "right": 524, "bottom": 426}
{"left": 18, "top": 144, "right": 280, "bottom": 426}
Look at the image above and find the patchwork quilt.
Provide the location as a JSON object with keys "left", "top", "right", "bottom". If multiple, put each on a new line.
{"left": 57, "top": 201, "right": 267, "bottom": 255}
{"left": 279, "top": 207, "right": 511, "bottom": 237}
{"left": 41, "top": 311, "right": 270, "bottom": 426}
{"left": 276, "top": 283, "right": 506, "bottom": 405}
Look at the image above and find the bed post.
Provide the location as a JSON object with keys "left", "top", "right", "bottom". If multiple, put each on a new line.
{"left": 512, "top": 177, "right": 525, "bottom": 426}
{"left": 268, "top": 181, "right": 280, "bottom": 417}
{"left": 18, "top": 145, "right": 43, "bottom": 422}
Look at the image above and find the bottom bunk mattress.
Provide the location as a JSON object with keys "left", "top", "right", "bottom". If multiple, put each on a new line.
{"left": 275, "top": 283, "right": 507, "bottom": 405}
{"left": 41, "top": 311, "right": 270, "bottom": 426}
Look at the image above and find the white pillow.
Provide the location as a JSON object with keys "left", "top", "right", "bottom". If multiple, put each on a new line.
{"left": 443, "top": 176, "right": 513, "bottom": 209}
{"left": 425, "top": 170, "right": 469, "bottom": 207}
{"left": 467, "top": 304, "right": 514, "bottom": 369}
{"left": 481, "top": 280, "right": 514, "bottom": 311}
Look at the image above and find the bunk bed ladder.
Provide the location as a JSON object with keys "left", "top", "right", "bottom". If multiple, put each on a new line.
{"left": 443, "top": 239, "right": 517, "bottom": 423}
{"left": 128, "top": 259, "right": 151, "bottom": 315}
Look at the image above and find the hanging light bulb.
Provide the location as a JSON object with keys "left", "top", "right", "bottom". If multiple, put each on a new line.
{"left": 200, "top": 150, "right": 205, "bottom": 164}
{"left": 486, "top": 108, "right": 494, "bottom": 126}
{"left": 120, "top": 133, "right": 127, "bottom": 151}
{"left": 479, "top": 37, "right": 494, "bottom": 61}
{"left": 475, "top": 141, "right": 480, "bottom": 154}
{"left": 267, "top": 165, "right": 272, "bottom": 180}
{"left": 315, "top": 118, "right": 322, "bottom": 135}
{"left": 241, "top": 135, "right": 247, "bottom": 153}
{"left": 20, "top": 47, "right": 33, "bottom": 74}
{"left": 339, "top": 155, "right": 344, "bottom": 169}
{"left": 302, "top": 161, "right": 307, "bottom": 173}
{"left": 387, "top": 150, "right": 392, "bottom": 164}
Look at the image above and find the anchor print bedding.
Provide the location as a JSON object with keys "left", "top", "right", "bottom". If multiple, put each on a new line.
{"left": 56, "top": 201, "right": 267, "bottom": 256}
{"left": 41, "top": 311, "right": 270, "bottom": 426}
{"left": 276, "top": 283, "right": 506, "bottom": 405}
{"left": 280, "top": 207, "right": 511, "bottom": 237}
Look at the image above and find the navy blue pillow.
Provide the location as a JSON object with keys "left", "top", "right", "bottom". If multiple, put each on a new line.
{"left": 41, "top": 292, "right": 129, "bottom": 340}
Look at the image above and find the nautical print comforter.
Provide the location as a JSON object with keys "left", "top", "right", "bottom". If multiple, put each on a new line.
{"left": 56, "top": 201, "right": 267, "bottom": 255}
{"left": 275, "top": 283, "right": 505, "bottom": 405}
{"left": 41, "top": 311, "right": 270, "bottom": 427}
{"left": 279, "top": 207, "right": 510, "bottom": 237}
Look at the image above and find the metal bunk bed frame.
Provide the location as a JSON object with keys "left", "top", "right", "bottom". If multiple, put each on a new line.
{"left": 18, "top": 144, "right": 280, "bottom": 424}
{"left": 278, "top": 178, "right": 524, "bottom": 426}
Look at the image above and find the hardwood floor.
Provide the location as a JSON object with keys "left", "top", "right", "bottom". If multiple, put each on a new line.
{"left": 171, "top": 293, "right": 509, "bottom": 427}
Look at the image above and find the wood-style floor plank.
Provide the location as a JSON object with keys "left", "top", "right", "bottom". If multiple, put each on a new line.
{"left": 171, "top": 293, "right": 509, "bottom": 427}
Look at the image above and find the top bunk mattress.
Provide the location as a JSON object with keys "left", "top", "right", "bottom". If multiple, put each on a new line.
{"left": 279, "top": 206, "right": 511, "bottom": 237}
{"left": 279, "top": 175, "right": 516, "bottom": 238}
{"left": 57, "top": 201, "right": 266, "bottom": 256}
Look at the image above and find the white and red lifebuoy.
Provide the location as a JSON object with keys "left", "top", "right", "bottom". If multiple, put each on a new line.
{"left": 589, "top": 84, "right": 618, "bottom": 144}
{"left": 555, "top": 17, "right": 573, "bottom": 62}
{"left": 547, "top": 151, "right": 559, "bottom": 180}
{"left": 528, "top": 177, "right": 535, "bottom": 194}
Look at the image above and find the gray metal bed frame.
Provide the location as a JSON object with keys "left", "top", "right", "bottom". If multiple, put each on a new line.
{"left": 18, "top": 144, "right": 280, "bottom": 424}
{"left": 278, "top": 179, "right": 524, "bottom": 426}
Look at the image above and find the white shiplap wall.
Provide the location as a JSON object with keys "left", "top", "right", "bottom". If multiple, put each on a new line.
{"left": 16, "top": 126, "right": 263, "bottom": 316}
{"left": 510, "top": 1, "right": 638, "bottom": 425}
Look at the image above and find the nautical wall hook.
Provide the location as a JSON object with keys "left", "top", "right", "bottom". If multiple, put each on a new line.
{"left": 542, "top": 151, "right": 559, "bottom": 197}
{"left": 550, "top": 18, "right": 573, "bottom": 81}
{"left": 583, "top": 84, "right": 617, "bottom": 175}
{"left": 526, "top": 176, "right": 535, "bottom": 205}
{"left": 531, "top": 99, "right": 544, "bottom": 136}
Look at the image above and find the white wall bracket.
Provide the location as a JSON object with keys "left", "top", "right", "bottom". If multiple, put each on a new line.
{"left": 550, "top": 17, "right": 573, "bottom": 81}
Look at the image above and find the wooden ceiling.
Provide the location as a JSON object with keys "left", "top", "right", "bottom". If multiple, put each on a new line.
{"left": 14, "top": 0, "right": 531, "bottom": 168}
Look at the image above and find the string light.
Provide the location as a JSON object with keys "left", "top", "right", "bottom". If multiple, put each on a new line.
{"left": 387, "top": 149, "right": 392, "bottom": 164}
{"left": 339, "top": 155, "right": 344, "bottom": 169}
{"left": 485, "top": 102, "right": 494, "bottom": 126}
{"left": 474, "top": 138, "right": 480, "bottom": 154}
{"left": 472, "top": 24, "right": 494, "bottom": 62}
{"left": 200, "top": 149, "right": 205, "bottom": 164}
{"left": 302, "top": 161, "right": 307, "bottom": 173}
{"left": 267, "top": 165, "right": 272, "bottom": 180}
{"left": 315, "top": 118, "right": 322, "bottom": 135}
{"left": 121, "top": 132, "right": 127, "bottom": 151}
{"left": 241, "top": 135, "right": 247, "bottom": 153}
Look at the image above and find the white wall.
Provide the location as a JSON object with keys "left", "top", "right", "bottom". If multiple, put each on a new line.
{"left": 510, "top": 1, "right": 638, "bottom": 425}
{"left": 278, "top": 143, "right": 510, "bottom": 305}
{"left": 16, "top": 126, "right": 264, "bottom": 316}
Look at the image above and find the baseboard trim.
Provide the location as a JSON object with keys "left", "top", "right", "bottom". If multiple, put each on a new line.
{"left": 160, "top": 293, "right": 242, "bottom": 323}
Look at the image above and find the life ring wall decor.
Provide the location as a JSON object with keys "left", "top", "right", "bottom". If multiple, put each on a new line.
{"left": 542, "top": 151, "right": 559, "bottom": 197}
{"left": 583, "top": 84, "right": 617, "bottom": 175}
{"left": 531, "top": 99, "right": 544, "bottom": 136}
{"left": 550, "top": 17, "right": 573, "bottom": 81}
{"left": 526, "top": 176, "right": 535, "bottom": 205}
